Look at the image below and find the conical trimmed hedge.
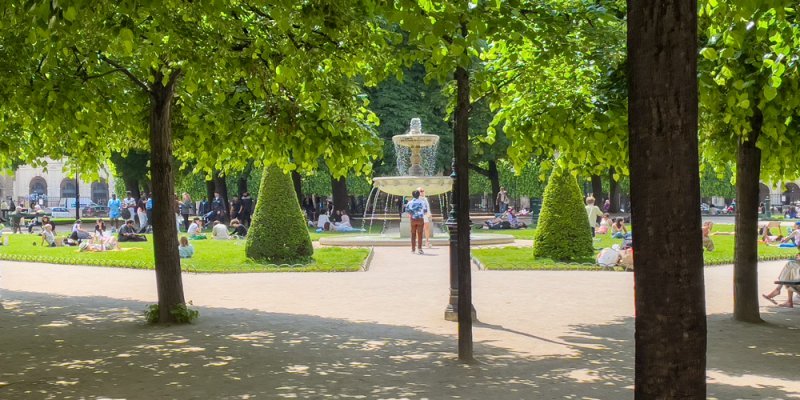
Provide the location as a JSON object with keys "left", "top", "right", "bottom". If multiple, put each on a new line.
{"left": 245, "top": 165, "right": 313, "bottom": 264}
{"left": 533, "top": 166, "right": 594, "bottom": 261}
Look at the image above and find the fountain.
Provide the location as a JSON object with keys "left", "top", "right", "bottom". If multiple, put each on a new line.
{"left": 319, "top": 118, "right": 515, "bottom": 247}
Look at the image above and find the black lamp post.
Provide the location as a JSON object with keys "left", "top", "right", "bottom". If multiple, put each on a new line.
{"left": 444, "top": 159, "right": 477, "bottom": 324}
{"left": 75, "top": 173, "right": 80, "bottom": 220}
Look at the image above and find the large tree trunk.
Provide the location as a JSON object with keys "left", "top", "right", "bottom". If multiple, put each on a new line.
{"left": 331, "top": 176, "right": 349, "bottom": 212}
{"left": 734, "top": 111, "right": 763, "bottom": 323}
{"left": 237, "top": 163, "right": 252, "bottom": 196}
{"left": 148, "top": 71, "right": 186, "bottom": 324}
{"left": 214, "top": 172, "right": 230, "bottom": 218}
{"left": 591, "top": 174, "right": 603, "bottom": 204}
{"left": 292, "top": 170, "right": 303, "bottom": 206}
{"left": 454, "top": 63, "right": 473, "bottom": 361}
{"left": 123, "top": 177, "right": 141, "bottom": 200}
{"left": 205, "top": 178, "right": 215, "bottom": 206}
{"left": 628, "top": 0, "right": 706, "bottom": 398}
{"left": 608, "top": 167, "right": 620, "bottom": 213}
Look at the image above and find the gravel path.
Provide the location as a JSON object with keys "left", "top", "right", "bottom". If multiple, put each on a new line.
{"left": 2, "top": 247, "right": 800, "bottom": 399}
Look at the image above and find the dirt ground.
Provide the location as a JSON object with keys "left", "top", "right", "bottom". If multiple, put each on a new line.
{"left": 1, "top": 246, "right": 799, "bottom": 399}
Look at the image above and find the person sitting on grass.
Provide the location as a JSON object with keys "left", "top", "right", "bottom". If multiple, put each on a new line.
{"left": 41, "top": 216, "right": 56, "bottom": 233}
{"left": 597, "top": 213, "right": 612, "bottom": 235}
{"left": 762, "top": 253, "right": 800, "bottom": 308}
{"left": 229, "top": 218, "right": 248, "bottom": 238}
{"left": 70, "top": 220, "right": 92, "bottom": 241}
{"left": 597, "top": 244, "right": 622, "bottom": 267}
{"left": 762, "top": 224, "right": 784, "bottom": 244}
{"left": 211, "top": 220, "right": 231, "bottom": 240}
{"left": 94, "top": 219, "right": 107, "bottom": 237}
{"left": 702, "top": 221, "right": 715, "bottom": 251}
{"left": 118, "top": 219, "right": 147, "bottom": 242}
{"left": 40, "top": 224, "right": 57, "bottom": 247}
{"left": 187, "top": 217, "right": 207, "bottom": 240}
{"left": 178, "top": 236, "right": 195, "bottom": 258}
{"left": 611, "top": 218, "right": 628, "bottom": 239}
{"left": 779, "top": 222, "right": 800, "bottom": 247}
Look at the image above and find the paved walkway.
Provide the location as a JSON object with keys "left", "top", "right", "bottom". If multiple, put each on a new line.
{"left": 2, "top": 247, "right": 800, "bottom": 399}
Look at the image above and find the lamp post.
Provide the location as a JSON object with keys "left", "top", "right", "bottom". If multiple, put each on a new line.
{"left": 444, "top": 162, "right": 477, "bottom": 323}
{"left": 75, "top": 173, "right": 80, "bottom": 220}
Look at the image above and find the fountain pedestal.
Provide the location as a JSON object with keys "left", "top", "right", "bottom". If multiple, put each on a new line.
{"left": 399, "top": 213, "right": 411, "bottom": 238}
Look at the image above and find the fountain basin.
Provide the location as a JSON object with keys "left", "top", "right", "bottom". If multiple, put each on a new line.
{"left": 393, "top": 133, "right": 440, "bottom": 148}
{"left": 372, "top": 176, "right": 453, "bottom": 197}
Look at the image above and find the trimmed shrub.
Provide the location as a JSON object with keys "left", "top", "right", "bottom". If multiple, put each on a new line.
{"left": 245, "top": 165, "right": 314, "bottom": 263}
{"left": 533, "top": 166, "right": 594, "bottom": 261}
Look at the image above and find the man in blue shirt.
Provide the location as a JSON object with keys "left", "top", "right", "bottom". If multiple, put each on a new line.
{"left": 405, "top": 190, "right": 429, "bottom": 254}
{"left": 107, "top": 193, "right": 122, "bottom": 232}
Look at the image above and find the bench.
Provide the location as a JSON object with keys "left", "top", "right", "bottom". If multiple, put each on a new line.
{"left": 775, "top": 280, "right": 800, "bottom": 292}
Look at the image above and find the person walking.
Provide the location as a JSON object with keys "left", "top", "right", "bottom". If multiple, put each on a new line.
{"left": 496, "top": 187, "right": 509, "bottom": 213}
{"left": 585, "top": 196, "right": 603, "bottom": 237}
{"left": 180, "top": 193, "right": 194, "bottom": 231}
{"left": 405, "top": 190, "right": 428, "bottom": 255}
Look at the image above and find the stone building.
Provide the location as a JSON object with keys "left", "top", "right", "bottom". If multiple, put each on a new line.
{"left": 1, "top": 158, "right": 116, "bottom": 208}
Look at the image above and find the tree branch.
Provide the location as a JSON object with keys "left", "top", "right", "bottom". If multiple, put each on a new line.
{"left": 469, "top": 162, "right": 490, "bottom": 177}
{"left": 98, "top": 54, "right": 151, "bottom": 93}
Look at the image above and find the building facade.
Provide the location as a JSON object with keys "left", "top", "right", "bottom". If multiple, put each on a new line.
{"left": 1, "top": 158, "right": 116, "bottom": 208}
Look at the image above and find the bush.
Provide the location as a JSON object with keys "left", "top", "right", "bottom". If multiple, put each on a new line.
{"left": 533, "top": 166, "right": 594, "bottom": 261}
{"left": 245, "top": 165, "right": 314, "bottom": 263}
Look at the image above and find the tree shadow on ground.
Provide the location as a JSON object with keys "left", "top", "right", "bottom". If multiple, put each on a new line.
{"left": 1, "top": 291, "right": 798, "bottom": 399}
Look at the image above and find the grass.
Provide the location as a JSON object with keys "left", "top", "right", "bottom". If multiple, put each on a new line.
{"left": 473, "top": 223, "right": 800, "bottom": 270}
{"left": 0, "top": 234, "right": 370, "bottom": 272}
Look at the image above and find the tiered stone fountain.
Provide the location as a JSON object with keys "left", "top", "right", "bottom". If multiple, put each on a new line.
{"left": 319, "top": 118, "right": 514, "bottom": 247}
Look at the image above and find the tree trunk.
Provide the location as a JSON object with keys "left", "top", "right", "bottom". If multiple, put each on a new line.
{"left": 454, "top": 63, "right": 473, "bottom": 361}
{"left": 733, "top": 111, "right": 763, "bottom": 323}
{"left": 609, "top": 167, "right": 620, "bottom": 212}
{"left": 237, "top": 163, "right": 252, "bottom": 196}
{"left": 628, "top": 0, "right": 706, "bottom": 397}
{"left": 123, "top": 177, "right": 141, "bottom": 200}
{"left": 591, "top": 174, "right": 603, "bottom": 204}
{"left": 292, "top": 170, "right": 303, "bottom": 206}
{"left": 148, "top": 71, "right": 186, "bottom": 324}
{"left": 488, "top": 160, "right": 500, "bottom": 213}
{"left": 331, "top": 176, "right": 349, "bottom": 212}
{"left": 205, "top": 178, "right": 215, "bottom": 205}
{"left": 214, "top": 172, "right": 230, "bottom": 218}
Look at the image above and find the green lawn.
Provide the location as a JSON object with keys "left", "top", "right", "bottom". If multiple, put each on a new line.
{"left": 473, "top": 224, "right": 799, "bottom": 270}
{"left": 0, "top": 234, "right": 370, "bottom": 272}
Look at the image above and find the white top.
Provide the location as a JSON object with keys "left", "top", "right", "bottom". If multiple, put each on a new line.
{"left": 317, "top": 214, "right": 331, "bottom": 228}
{"left": 338, "top": 214, "right": 351, "bottom": 228}
{"left": 597, "top": 248, "right": 621, "bottom": 266}
{"left": 212, "top": 224, "right": 230, "bottom": 240}
{"left": 585, "top": 205, "right": 603, "bottom": 227}
{"left": 187, "top": 222, "right": 201, "bottom": 236}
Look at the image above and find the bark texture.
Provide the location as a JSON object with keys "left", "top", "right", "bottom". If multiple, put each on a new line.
{"left": 123, "top": 177, "right": 141, "bottom": 200}
{"left": 148, "top": 71, "right": 186, "bottom": 324}
{"left": 591, "top": 174, "right": 604, "bottom": 205}
{"left": 609, "top": 167, "right": 620, "bottom": 212}
{"left": 331, "top": 176, "right": 349, "bottom": 212}
{"left": 454, "top": 64, "right": 473, "bottom": 361}
{"left": 733, "top": 111, "right": 763, "bottom": 323}
{"left": 628, "top": 0, "right": 707, "bottom": 397}
{"left": 214, "top": 172, "right": 230, "bottom": 217}
{"left": 291, "top": 170, "right": 303, "bottom": 206}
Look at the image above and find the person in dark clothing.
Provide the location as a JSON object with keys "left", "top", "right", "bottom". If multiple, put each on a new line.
{"left": 229, "top": 196, "right": 241, "bottom": 221}
{"left": 119, "top": 220, "right": 147, "bottom": 242}
{"left": 239, "top": 192, "right": 253, "bottom": 227}
{"left": 229, "top": 218, "right": 248, "bottom": 238}
{"left": 211, "top": 192, "right": 227, "bottom": 222}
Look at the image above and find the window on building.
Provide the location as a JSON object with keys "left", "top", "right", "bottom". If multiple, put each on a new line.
{"left": 91, "top": 180, "right": 109, "bottom": 205}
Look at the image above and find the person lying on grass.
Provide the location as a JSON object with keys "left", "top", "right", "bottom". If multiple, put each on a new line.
{"left": 762, "top": 253, "right": 800, "bottom": 308}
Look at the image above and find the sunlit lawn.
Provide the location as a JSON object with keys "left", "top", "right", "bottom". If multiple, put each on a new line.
{"left": 473, "top": 224, "right": 799, "bottom": 270}
{"left": 0, "top": 234, "right": 370, "bottom": 272}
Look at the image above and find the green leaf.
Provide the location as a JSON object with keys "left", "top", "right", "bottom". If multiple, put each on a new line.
{"left": 64, "top": 6, "right": 77, "bottom": 22}
{"left": 763, "top": 86, "right": 777, "bottom": 101}
{"left": 700, "top": 47, "right": 718, "bottom": 60}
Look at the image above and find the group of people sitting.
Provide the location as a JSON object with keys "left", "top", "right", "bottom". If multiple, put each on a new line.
{"left": 596, "top": 214, "right": 629, "bottom": 239}
{"left": 761, "top": 221, "right": 800, "bottom": 247}
{"left": 314, "top": 210, "right": 364, "bottom": 233}
{"left": 483, "top": 207, "right": 527, "bottom": 230}
{"left": 186, "top": 217, "right": 248, "bottom": 240}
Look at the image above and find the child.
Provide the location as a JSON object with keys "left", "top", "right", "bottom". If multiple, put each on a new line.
{"left": 178, "top": 236, "right": 195, "bottom": 258}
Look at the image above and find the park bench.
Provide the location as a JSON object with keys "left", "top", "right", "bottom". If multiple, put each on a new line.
{"left": 775, "top": 280, "right": 800, "bottom": 288}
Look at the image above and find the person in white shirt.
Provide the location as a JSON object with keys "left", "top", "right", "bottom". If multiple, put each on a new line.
{"left": 187, "top": 217, "right": 207, "bottom": 239}
{"left": 597, "top": 244, "right": 622, "bottom": 267}
{"left": 585, "top": 196, "right": 603, "bottom": 237}
{"left": 211, "top": 221, "right": 230, "bottom": 240}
